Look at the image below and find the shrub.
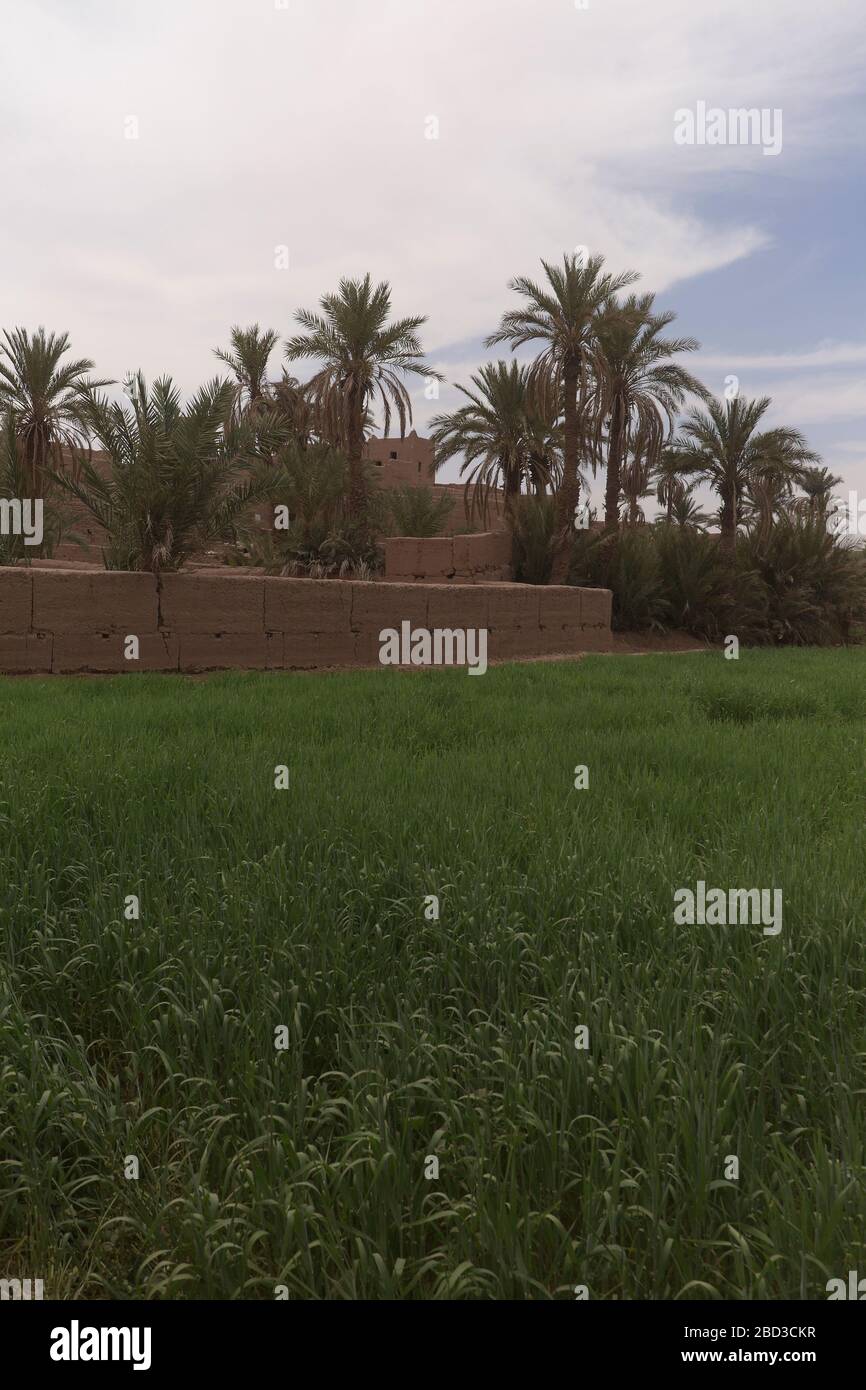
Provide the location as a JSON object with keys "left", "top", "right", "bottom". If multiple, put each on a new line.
{"left": 570, "top": 527, "right": 669, "bottom": 630}
{"left": 0, "top": 410, "right": 66, "bottom": 563}
{"left": 511, "top": 494, "right": 556, "bottom": 584}
{"left": 738, "top": 515, "right": 866, "bottom": 646}
{"left": 566, "top": 515, "right": 866, "bottom": 645}
{"left": 56, "top": 374, "right": 270, "bottom": 572}
{"left": 242, "top": 440, "right": 383, "bottom": 577}
{"left": 386, "top": 485, "right": 453, "bottom": 538}
{"left": 654, "top": 524, "right": 744, "bottom": 638}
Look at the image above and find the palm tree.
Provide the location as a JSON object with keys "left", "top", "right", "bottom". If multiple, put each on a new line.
{"left": 524, "top": 388, "right": 568, "bottom": 498}
{"left": 284, "top": 275, "right": 441, "bottom": 522}
{"left": 485, "top": 252, "right": 639, "bottom": 581}
{"left": 795, "top": 465, "right": 843, "bottom": 524}
{"left": 678, "top": 395, "right": 818, "bottom": 553}
{"left": 55, "top": 373, "right": 272, "bottom": 572}
{"left": 747, "top": 462, "right": 798, "bottom": 544}
{"left": 269, "top": 372, "right": 319, "bottom": 449}
{"left": 429, "top": 361, "right": 559, "bottom": 527}
{"left": 592, "top": 293, "right": 706, "bottom": 528}
{"left": 619, "top": 451, "right": 654, "bottom": 525}
{"left": 213, "top": 324, "right": 280, "bottom": 420}
{"left": 655, "top": 444, "right": 694, "bottom": 523}
{"left": 668, "top": 479, "right": 711, "bottom": 530}
{"left": 0, "top": 327, "right": 110, "bottom": 494}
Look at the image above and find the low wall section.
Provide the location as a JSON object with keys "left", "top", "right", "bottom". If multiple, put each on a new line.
{"left": 0, "top": 567, "right": 613, "bottom": 674}
{"left": 384, "top": 531, "right": 512, "bottom": 582}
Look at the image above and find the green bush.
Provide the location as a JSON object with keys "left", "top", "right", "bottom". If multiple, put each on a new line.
{"left": 0, "top": 411, "right": 65, "bottom": 563}
{"left": 386, "top": 485, "right": 453, "bottom": 538}
{"left": 242, "top": 440, "right": 384, "bottom": 577}
{"left": 511, "top": 494, "right": 555, "bottom": 584}
{"left": 567, "top": 516, "right": 866, "bottom": 645}
{"left": 654, "top": 524, "right": 725, "bottom": 634}
{"left": 570, "top": 526, "right": 669, "bottom": 631}
{"left": 56, "top": 374, "right": 270, "bottom": 572}
{"left": 738, "top": 515, "right": 866, "bottom": 646}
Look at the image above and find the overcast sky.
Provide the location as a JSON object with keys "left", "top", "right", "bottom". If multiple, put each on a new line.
{"left": 2, "top": 0, "right": 865, "bottom": 500}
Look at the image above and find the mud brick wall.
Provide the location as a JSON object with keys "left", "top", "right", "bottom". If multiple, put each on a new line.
{"left": 384, "top": 531, "right": 512, "bottom": 582}
{"left": 0, "top": 566, "right": 613, "bottom": 674}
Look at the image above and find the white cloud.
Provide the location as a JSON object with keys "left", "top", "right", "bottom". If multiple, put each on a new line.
{"left": 762, "top": 375, "right": 866, "bottom": 427}
{"left": 695, "top": 343, "right": 866, "bottom": 373}
{"left": 1, "top": 0, "right": 863, "bottom": 404}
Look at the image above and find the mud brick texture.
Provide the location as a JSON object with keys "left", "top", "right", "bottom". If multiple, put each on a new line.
{"left": 0, "top": 565, "right": 613, "bottom": 672}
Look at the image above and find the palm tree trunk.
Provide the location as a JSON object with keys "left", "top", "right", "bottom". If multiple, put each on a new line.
{"left": 604, "top": 395, "right": 624, "bottom": 529}
{"left": 503, "top": 470, "right": 520, "bottom": 529}
{"left": 23, "top": 428, "right": 43, "bottom": 498}
{"left": 345, "top": 383, "right": 367, "bottom": 523}
{"left": 719, "top": 488, "right": 737, "bottom": 554}
{"left": 550, "top": 361, "right": 579, "bottom": 584}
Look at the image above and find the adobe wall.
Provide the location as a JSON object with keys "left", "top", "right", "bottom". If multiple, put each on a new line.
{"left": 384, "top": 531, "right": 512, "bottom": 582}
{"left": 0, "top": 567, "right": 613, "bottom": 673}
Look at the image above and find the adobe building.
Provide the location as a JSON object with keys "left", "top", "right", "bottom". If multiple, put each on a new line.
{"left": 365, "top": 430, "right": 435, "bottom": 488}
{"left": 365, "top": 431, "right": 505, "bottom": 533}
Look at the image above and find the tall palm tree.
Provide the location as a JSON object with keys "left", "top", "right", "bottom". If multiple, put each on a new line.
{"left": 592, "top": 293, "right": 706, "bottom": 528}
{"left": 485, "top": 252, "right": 639, "bottom": 581}
{"left": 0, "top": 327, "right": 110, "bottom": 494}
{"left": 284, "top": 275, "right": 441, "bottom": 522}
{"left": 429, "top": 361, "right": 559, "bottom": 527}
{"left": 678, "top": 395, "right": 818, "bottom": 553}
{"left": 213, "top": 325, "right": 280, "bottom": 420}
{"left": 795, "top": 464, "right": 843, "bottom": 524}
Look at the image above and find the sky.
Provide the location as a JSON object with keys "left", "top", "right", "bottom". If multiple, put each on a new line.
{"left": 1, "top": 0, "right": 865, "bottom": 505}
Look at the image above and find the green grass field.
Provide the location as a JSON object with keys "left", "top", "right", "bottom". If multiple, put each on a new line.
{"left": 1, "top": 650, "right": 864, "bottom": 1300}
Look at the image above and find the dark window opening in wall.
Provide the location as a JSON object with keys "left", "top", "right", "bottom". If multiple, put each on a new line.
{"left": 374, "top": 460, "right": 382, "bottom": 467}
{"left": 417, "top": 462, "right": 422, "bottom": 473}
{"left": 390, "top": 450, "right": 398, "bottom": 459}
